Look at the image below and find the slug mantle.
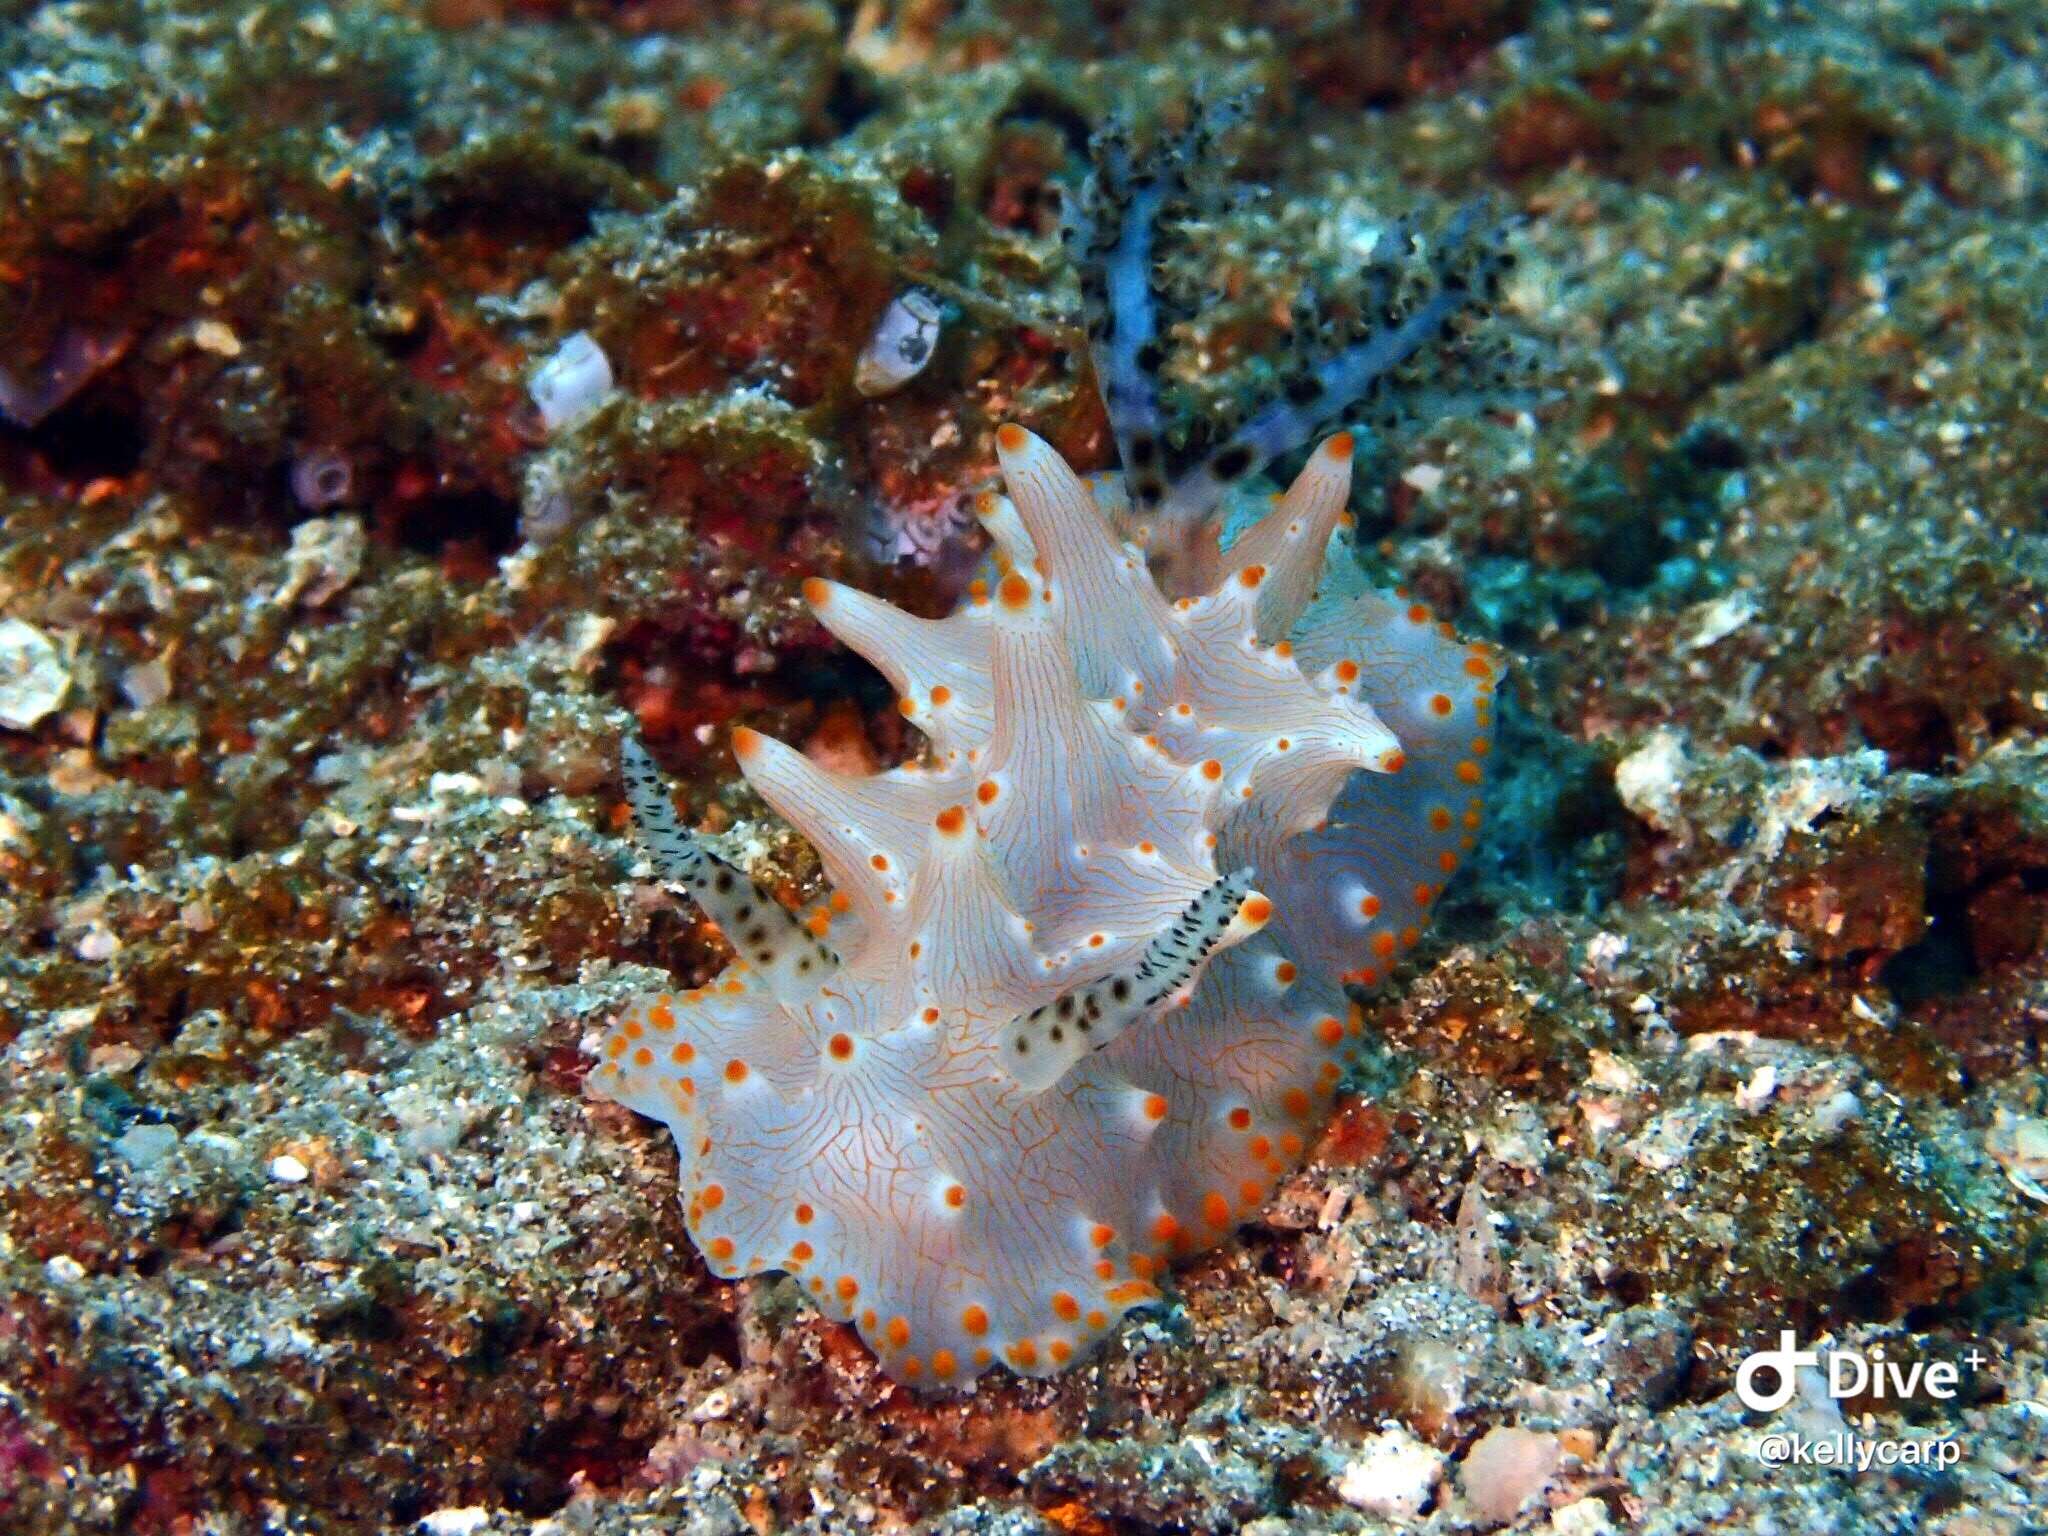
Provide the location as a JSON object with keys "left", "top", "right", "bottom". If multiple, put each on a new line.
{"left": 592, "top": 424, "right": 1498, "bottom": 1389}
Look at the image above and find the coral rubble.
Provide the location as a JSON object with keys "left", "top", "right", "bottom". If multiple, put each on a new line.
{"left": 1, "top": 0, "right": 2045, "bottom": 1532}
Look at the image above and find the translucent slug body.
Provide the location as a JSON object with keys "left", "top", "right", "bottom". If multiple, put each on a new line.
{"left": 592, "top": 425, "right": 1499, "bottom": 1388}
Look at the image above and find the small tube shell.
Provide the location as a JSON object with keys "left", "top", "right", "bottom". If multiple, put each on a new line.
{"left": 855, "top": 289, "right": 942, "bottom": 397}
{"left": 530, "top": 331, "right": 615, "bottom": 433}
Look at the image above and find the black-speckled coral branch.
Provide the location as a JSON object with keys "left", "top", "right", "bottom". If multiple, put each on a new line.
{"left": 1066, "top": 93, "right": 1254, "bottom": 519}
{"left": 1065, "top": 95, "right": 1527, "bottom": 586}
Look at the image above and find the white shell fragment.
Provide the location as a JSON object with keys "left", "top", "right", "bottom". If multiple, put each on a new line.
{"left": 530, "top": 330, "right": 615, "bottom": 433}
{"left": 1337, "top": 1424, "right": 1446, "bottom": 1518}
{"left": 0, "top": 618, "right": 70, "bottom": 731}
{"left": 1988, "top": 1108, "right": 2048, "bottom": 1203}
{"left": 854, "top": 288, "right": 942, "bottom": 397}
{"left": 275, "top": 515, "right": 367, "bottom": 609}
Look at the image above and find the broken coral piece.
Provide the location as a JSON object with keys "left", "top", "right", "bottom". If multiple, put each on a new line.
{"left": 0, "top": 618, "right": 70, "bottom": 731}
{"left": 275, "top": 515, "right": 367, "bottom": 609}
{"left": 1460, "top": 1425, "right": 1562, "bottom": 1524}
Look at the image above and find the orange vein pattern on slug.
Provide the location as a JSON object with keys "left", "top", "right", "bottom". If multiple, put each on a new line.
{"left": 592, "top": 425, "right": 1499, "bottom": 1389}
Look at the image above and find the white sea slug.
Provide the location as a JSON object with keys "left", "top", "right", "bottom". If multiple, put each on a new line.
{"left": 592, "top": 421, "right": 1500, "bottom": 1389}
{"left": 591, "top": 95, "right": 1522, "bottom": 1388}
